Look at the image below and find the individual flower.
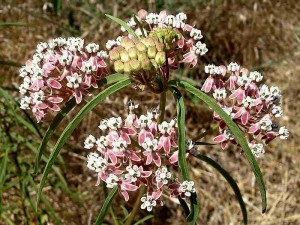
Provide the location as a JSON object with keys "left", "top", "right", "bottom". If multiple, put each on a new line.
{"left": 19, "top": 37, "right": 108, "bottom": 122}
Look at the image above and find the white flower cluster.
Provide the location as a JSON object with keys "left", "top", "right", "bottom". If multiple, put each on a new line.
{"left": 155, "top": 167, "right": 172, "bottom": 185}
{"left": 158, "top": 120, "right": 177, "bottom": 135}
{"left": 260, "top": 116, "right": 273, "bottom": 131}
{"left": 179, "top": 181, "right": 196, "bottom": 197}
{"left": 141, "top": 194, "right": 158, "bottom": 212}
{"left": 86, "top": 152, "right": 108, "bottom": 172}
{"left": 204, "top": 64, "right": 225, "bottom": 75}
{"left": 259, "top": 85, "right": 281, "bottom": 102}
{"left": 125, "top": 165, "right": 141, "bottom": 182}
{"left": 142, "top": 137, "right": 158, "bottom": 152}
{"left": 193, "top": 41, "right": 208, "bottom": 55}
{"left": 249, "top": 143, "right": 265, "bottom": 158}
{"left": 106, "top": 174, "right": 119, "bottom": 188}
{"left": 66, "top": 73, "right": 83, "bottom": 89}
{"left": 98, "top": 117, "right": 122, "bottom": 130}
{"left": 227, "top": 62, "right": 240, "bottom": 72}
{"left": 278, "top": 126, "right": 289, "bottom": 140}
{"left": 213, "top": 88, "right": 227, "bottom": 100}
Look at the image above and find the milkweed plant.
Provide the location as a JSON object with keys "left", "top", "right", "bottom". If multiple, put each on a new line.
{"left": 18, "top": 9, "right": 289, "bottom": 225}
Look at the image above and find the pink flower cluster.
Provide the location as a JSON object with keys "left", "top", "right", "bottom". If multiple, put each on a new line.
{"left": 84, "top": 101, "right": 195, "bottom": 211}
{"left": 106, "top": 10, "right": 208, "bottom": 68}
{"left": 19, "top": 37, "right": 108, "bottom": 122}
{"left": 201, "top": 63, "right": 289, "bottom": 157}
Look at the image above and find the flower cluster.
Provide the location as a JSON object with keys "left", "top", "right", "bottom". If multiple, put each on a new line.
{"left": 107, "top": 9, "right": 207, "bottom": 75}
{"left": 19, "top": 37, "right": 108, "bottom": 122}
{"left": 201, "top": 63, "right": 288, "bottom": 157}
{"left": 84, "top": 101, "right": 195, "bottom": 211}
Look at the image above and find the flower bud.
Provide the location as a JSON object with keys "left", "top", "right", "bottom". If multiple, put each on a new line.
{"left": 136, "top": 42, "right": 147, "bottom": 52}
{"left": 137, "top": 51, "right": 148, "bottom": 61}
{"left": 120, "top": 50, "right": 130, "bottom": 62}
{"left": 121, "top": 36, "right": 135, "bottom": 50}
{"left": 141, "top": 59, "right": 151, "bottom": 71}
{"left": 129, "top": 59, "right": 141, "bottom": 72}
{"left": 123, "top": 62, "right": 131, "bottom": 74}
{"left": 140, "top": 37, "right": 155, "bottom": 47}
{"left": 114, "top": 60, "right": 124, "bottom": 73}
{"left": 128, "top": 47, "right": 137, "bottom": 59}
{"left": 155, "top": 51, "right": 166, "bottom": 65}
{"left": 109, "top": 47, "right": 121, "bottom": 61}
{"left": 156, "top": 43, "right": 165, "bottom": 52}
{"left": 150, "top": 59, "right": 159, "bottom": 70}
{"left": 147, "top": 46, "right": 157, "bottom": 59}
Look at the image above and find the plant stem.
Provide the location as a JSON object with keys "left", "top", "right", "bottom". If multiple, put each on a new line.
{"left": 159, "top": 91, "right": 167, "bottom": 123}
{"left": 103, "top": 183, "right": 119, "bottom": 225}
{"left": 124, "top": 185, "right": 146, "bottom": 225}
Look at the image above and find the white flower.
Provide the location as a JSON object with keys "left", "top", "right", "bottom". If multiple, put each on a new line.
{"left": 112, "top": 137, "right": 127, "bottom": 152}
{"left": 36, "top": 42, "right": 48, "bottom": 53}
{"left": 81, "top": 60, "right": 97, "bottom": 74}
{"left": 190, "top": 28, "right": 203, "bottom": 40}
{"left": 106, "top": 39, "right": 117, "bottom": 50}
{"left": 135, "top": 28, "right": 148, "bottom": 37}
{"left": 249, "top": 71, "right": 263, "bottom": 82}
{"left": 223, "top": 128, "right": 234, "bottom": 140}
{"left": 106, "top": 174, "right": 119, "bottom": 188}
{"left": 142, "top": 138, "right": 158, "bottom": 152}
{"left": 84, "top": 135, "right": 96, "bottom": 149}
{"left": 32, "top": 90, "right": 45, "bottom": 104}
{"left": 19, "top": 67, "right": 28, "bottom": 77}
{"left": 193, "top": 42, "right": 208, "bottom": 55}
{"left": 97, "top": 50, "right": 108, "bottom": 59}
{"left": 66, "top": 73, "right": 82, "bottom": 89}
{"left": 145, "top": 13, "right": 159, "bottom": 25}
{"left": 141, "top": 194, "right": 157, "bottom": 212}
{"left": 20, "top": 96, "right": 32, "bottom": 109}
{"left": 260, "top": 116, "right": 273, "bottom": 131}
{"left": 165, "top": 15, "right": 175, "bottom": 25}
{"left": 237, "top": 75, "right": 252, "bottom": 87}
{"left": 271, "top": 105, "right": 283, "bottom": 118}
{"left": 147, "top": 108, "right": 160, "bottom": 120}
{"left": 96, "top": 136, "right": 108, "bottom": 150}
{"left": 19, "top": 80, "right": 30, "bottom": 95}
{"left": 128, "top": 99, "right": 139, "bottom": 112}
{"left": 32, "top": 53, "right": 43, "bottom": 64}
{"left": 107, "top": 117, "right": 122, "bottom": 130}
{"left": 179, "top": 181, "right": 196, "bottom": 197}
{"left": 155, "top": 167, "right": 171, "bottom": 185}
{"left": 269, "top": 86, "right": 281, "bottom": 99}
{"left": 176, "top": 12, "right": 187, "bottom": 21}
{"left": 227, "top": 62, "right": 240, "bottom": 72}
{"left": 205, "top": 64, "right": 216, "bottom": 74}
{"left": 242, "top": 96, "right": 254, "bottom": 108}
{"left": 58, "top": 50, "right": 73, "bottom": 66}
{"left": 125, "top": 165, "right": 141, "bottom": 182}
{"left": 85, "top": 43, "right": 99, "bottom": 53}
{"left": 158, "top": 121, "right": 172, "bottom": 134}
{"left": 250, "top": 143, "right": 265, "bottom": 158}
{"left": 138, "top": 114, "right": 151, "bottom": 128}
{"left": 172, "top": 19, "right": 185, "bottom": 29}
{"left": 99, "top": 119, "right": 108, "bottom": 130}
{"left": 66, "top": 37, "right": 84, "bottom": 51}
{"left": 278, "top": 126, "right": 289, "bottom": 140}
{"left": 213, "top": 88, "right": 227, "bottom": 101}
{"left": 87, "top": 152, "right": 108, "bottom": 172}
{"left": 259, "top": 84, "right": 270, "bottom": 100}
{"left": 186, "top": 139, "right": 197, "bottom": 155}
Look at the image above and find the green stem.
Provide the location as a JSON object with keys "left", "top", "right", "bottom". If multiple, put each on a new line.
{"left": 159, "top": 91, "right": 167, "bottom": 123}
{"left": 124, "top": 185, "right": 146, "bottom": 225}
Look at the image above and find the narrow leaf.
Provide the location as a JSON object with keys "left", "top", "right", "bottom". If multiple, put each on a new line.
{"left": 0, "top": 148, "right": 9, "bottom": 212}
{"left": 105, "top": 14, "right": 139, "bottom": 39}
{"left": 34, "top": 73, "right": 129, "bottom": 174}
{"left": 94, "top": 187, "right": 118, "bottom": 225}
{"left": 133, "top": 215, "right": 154, "bottom": 225}
{"left": 169, "top": 87, "right": 199, "bottom": 224}
{"left": 133, "top": 16, "right": 146, "bottom": 38}
{"left": 193, "top": 154, "right": 247, "bottom": 225}
{"left": 169, "top": 80, "right": 267, "bottom": 213}
{"left": 36, "top": 78, "right": 132, "bottom": 208}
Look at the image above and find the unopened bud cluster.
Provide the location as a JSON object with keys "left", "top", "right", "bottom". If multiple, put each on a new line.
{"left": 109, "top": 36, "right": 166, "bottom": 77}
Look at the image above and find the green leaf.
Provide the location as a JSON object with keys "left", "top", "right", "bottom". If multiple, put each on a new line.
{"left": 105, "top": 14, "right": 139, "bottom": 39}
{"left": 193, "top": 154, "right": 247, "bottom": 225}
{"left": 34, "top": 73, "right": 129, "bottom": 174}
{"left": 0, "top": 23, "right": 33, "bottom": 27}
{"left": 36, "top": 78, "right": 132, "bottom": 209}
{"left": 94, "top": 187, "right": 118, "bottom": 225}
{"left": 133, "top": 16, "right": 146, "bottom": 38}
{"left": 169, "top": 87, "right": 199, "bottom": 224}
{"left": 169, "top": 79, "right": 267, "bottom": 213}
{"left": 0, "top": 147, "right": 9, "bottom": 212}
{"left": 133, "top": 215, "right": 154, "bottom": 225}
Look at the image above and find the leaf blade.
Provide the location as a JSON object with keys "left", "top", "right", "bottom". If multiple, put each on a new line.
{"left": 193, "top": 154, "right": 247, "bottom": 225}
{"left": 169, "top": 79, "right": 267, "bottom": 213}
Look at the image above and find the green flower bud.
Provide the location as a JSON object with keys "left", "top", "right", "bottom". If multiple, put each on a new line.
{"left": 128, "top": 47, "right": 137, "bottom": 59}
{"left": 155, "top": 43, "right": 165, "bottom": 52}
{"left": 149, "top": 27, "right": 181, "bottom": 50}
{"left": 147, "top": 46, "right": 157, "bottom": 59}
{"left": 114, "top": 60, "right": 124, "bottom": 73}
{"left": 120, "top": 50, "right": 130, "bottom": 62}
{"left": 141, "top": 59, "right": 151, "bottom": 71}
{"left": 129, "top": 59, "right": 141, "bottom": 72}
{"left": 137, "top": 51, "right": 148, "bottom": 61}
{"left": 136, "top": 42, "right": 147, "bottom": 52}
{"left": 140, "top": 37, "right": 155, "bottom": 47}
{"left": 155, "top": 51, "right": 166, "bottom": 65}
{"left": 121, "top": 36, "right": 135, "bottom": 50}
{"left": 109, "top": 47, "right": 121, "bottom": 61}
{"left": 150, "top": 59, "right": 159, "bottom": 70}
{"left": 123, "top": 62, "right": 131, "bottom": 74}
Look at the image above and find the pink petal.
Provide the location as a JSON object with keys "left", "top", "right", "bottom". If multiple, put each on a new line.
{"left": 163, "top": 137, "right": 171, "bottom": 153}
{"left": 153, "top": 153, "right": 161, "bottom": 167}
{"left": 75, "top": 89, "right": 82, "bottom": 104}
{"left": 48, "top": 104, "right": 60, "bottom": 112}
{"left": 47, "top": 96, "right": 63, "bottom": 103}
{"left": 121, "top": 190, "right": 129, "bottom": 201}
{"left": 169, "top": 151, "right": 179, "bottom": 164}
{"left": 213, "top": 135, "right": 227, "bottom": 143}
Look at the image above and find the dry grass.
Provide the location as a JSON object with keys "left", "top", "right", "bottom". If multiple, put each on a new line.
{"left": 0, "top": 0, "right": 299, "bottom": 224}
